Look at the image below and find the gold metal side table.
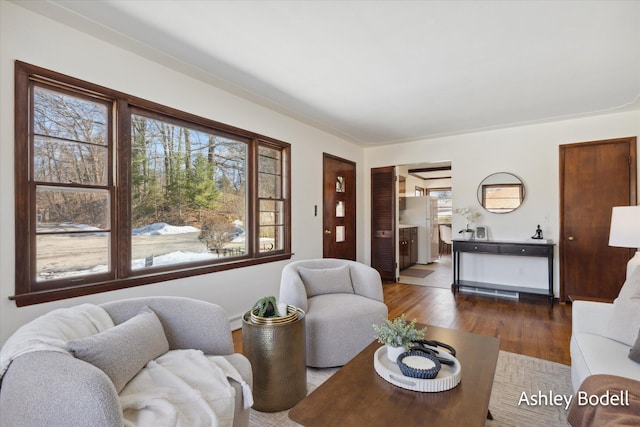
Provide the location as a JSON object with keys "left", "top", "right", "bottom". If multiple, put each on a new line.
{"left": 242, "top": 307, "right": 306, "bottom": 412}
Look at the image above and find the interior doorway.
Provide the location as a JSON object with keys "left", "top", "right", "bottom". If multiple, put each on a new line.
{"left": 559, "top": 137, "right": 637, "bottom": 301}
{"left": 371, "top": 161, "right": 452, "bottom": 282}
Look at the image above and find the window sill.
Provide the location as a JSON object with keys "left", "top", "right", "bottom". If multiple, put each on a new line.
{"left": 10, "top": 252, "right": 293, "bottom": 307}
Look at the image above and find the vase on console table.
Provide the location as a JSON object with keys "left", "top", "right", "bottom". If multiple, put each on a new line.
{"left": 462, "top": 231, "right": 474, "bottom": 240}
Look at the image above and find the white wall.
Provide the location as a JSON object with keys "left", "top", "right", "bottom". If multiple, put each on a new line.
{"left": 0, "top": 2, "right": 365, "bottom": 344}
{"left": 365, "top": 110, "right": 640, "bottom": 295}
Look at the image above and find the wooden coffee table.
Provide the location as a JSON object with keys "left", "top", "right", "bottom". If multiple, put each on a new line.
{"left": 288, "top": 324, "right": 500, "bottom": 426}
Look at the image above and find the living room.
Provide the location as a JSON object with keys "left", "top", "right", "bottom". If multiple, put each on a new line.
{"left": 1, "top": 1, "right": 639, "bottom": 425}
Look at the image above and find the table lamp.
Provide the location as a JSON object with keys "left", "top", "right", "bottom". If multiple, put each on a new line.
{"left": 608, "top": 205, "right": 640, "bottom": 279}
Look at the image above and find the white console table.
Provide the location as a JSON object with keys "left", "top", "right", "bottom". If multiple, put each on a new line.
{"left": 452, "top": 239, "right": 555, "bottom": 305}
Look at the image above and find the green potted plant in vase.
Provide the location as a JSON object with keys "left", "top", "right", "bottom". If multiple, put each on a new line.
{"left": 252, "top": 296, "right": 287, "bottom": 318}
{"left": 454, "top": 207, "right": 481, "bottom": 240}
{"left": 373, "top": 314, "right": 427, "bottom": 363}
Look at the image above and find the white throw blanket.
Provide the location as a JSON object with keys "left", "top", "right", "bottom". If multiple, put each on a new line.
{"left": 0, "top": 303, "right": 114, "bottom": 379}
{"left": 120, "top": 349, "right": 253, "bottom": 427}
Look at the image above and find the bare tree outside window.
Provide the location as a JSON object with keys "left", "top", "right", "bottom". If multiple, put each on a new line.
{"left": 130, "top": 114, "right": 247, "bottom": 270}
{"left": 33, "top": 86, "right": 112, "bottom": 282}
{"left": 14, "top": 61, "right": 291, "bottom": 306}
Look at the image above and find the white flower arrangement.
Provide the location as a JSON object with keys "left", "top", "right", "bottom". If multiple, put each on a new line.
{"left": 453, "top": 207, "right": 481, "bottom": 233}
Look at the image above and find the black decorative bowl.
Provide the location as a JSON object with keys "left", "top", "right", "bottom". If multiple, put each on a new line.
{"left": 397, "top": 350, "right": 442, "bottom": 379}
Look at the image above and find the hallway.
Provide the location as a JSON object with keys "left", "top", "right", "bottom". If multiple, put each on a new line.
{"left": 398, "top": 254, "right": 452, "bottom": 289}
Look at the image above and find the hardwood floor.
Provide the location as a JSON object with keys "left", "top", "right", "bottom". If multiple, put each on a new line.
{"left": 233, "top": 257, "right": 573, "bottom": 365}
{"left": 383, "top": 283, "right": 572, "bottom": 365}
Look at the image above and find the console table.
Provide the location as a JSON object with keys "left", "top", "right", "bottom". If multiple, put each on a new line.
{"left": 452, "top": 240, "right": 555, "bottom": 305}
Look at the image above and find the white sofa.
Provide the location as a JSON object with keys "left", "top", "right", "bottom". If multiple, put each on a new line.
{"left": 570, "top": 264, "right": 640, "bottom": 392}
{"left": 570, "top": 300, "right": 640, "bottom": 391}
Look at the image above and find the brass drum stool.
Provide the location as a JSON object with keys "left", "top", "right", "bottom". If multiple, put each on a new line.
{"left": 242, "top": 306, "right": 306, "bottom": 412}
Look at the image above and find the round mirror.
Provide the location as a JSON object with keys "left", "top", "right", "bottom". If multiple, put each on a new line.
{"left": 477, "top": 172, "right": 525, "bottom": 214}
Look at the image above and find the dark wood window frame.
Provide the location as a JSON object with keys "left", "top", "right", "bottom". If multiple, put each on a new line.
{"left": 13, "top": 61, "right": 292, "bottom": 306}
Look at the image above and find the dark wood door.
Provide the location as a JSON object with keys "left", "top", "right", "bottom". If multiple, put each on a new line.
{"left": 410, "top": 227, "right": 418, "bottom": 265}
{"left": 399, "top": 228, "right": 409, "bottom": 270}
{"left": 323, "top": 153, "right": 356, "bottom": 260}
{"left": 560, "top": 137, "right": 637, "bottom": 301}
{"left": 371, "top": 166, "right": 396, "bottom": 281}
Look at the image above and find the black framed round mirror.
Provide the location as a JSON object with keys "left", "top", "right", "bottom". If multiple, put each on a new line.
{"left": 477, "top": 172, "right": 525, "bottom": 214}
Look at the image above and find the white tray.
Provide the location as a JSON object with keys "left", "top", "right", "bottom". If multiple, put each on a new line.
{"left": 373, "top": 346, "right": 462, "bottom": 392}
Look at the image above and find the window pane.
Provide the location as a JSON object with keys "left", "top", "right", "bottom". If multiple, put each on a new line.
{"left": 130, "top": 114, "right": 247, "bottom": 270}
{"left": 259, "top": 199, "right": 283, "bottom": 252}
{"left": 36, "top": 186, "right": 110, "bottom": 231}
{"left": 36, "top": 233, "right": 110, "bottom": 281}
{"left": 34, "top": 136, "right": 108, "bottom": 185}
{"left": 484, "top": 186, "right": 523, "bottom": 213}
{"left": 258, "top": 146, "right": 282, "bottom": 198}
{"left": 33, "top": 86, "right": 108, "bottom": 145}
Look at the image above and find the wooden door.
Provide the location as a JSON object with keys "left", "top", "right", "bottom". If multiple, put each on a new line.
{"left": 410, "top": 227, "right": 418, "bottom": 265}
{"left": 560, "top": 137, "right": 637, "bottom": 301}
{"left": 399, "top": 228, "right": 408, "bottom": 270}
{"left": 371, "top": 166, "right": 396, "bottom": 280}
{"left": 323, "top": 153, "right": 356, "bottom": 260}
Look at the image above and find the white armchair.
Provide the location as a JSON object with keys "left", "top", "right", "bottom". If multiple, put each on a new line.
{"left": 279, "top": 259, "right": 388, "bottom": 367}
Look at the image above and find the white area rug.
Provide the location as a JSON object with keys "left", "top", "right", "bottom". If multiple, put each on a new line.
{"left": 249, "top": 350, "right": 572, "bottom": 427}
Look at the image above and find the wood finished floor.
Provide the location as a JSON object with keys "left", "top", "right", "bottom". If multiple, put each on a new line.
{"left": 233, "top": 257, "right": 572, "bottom": 365}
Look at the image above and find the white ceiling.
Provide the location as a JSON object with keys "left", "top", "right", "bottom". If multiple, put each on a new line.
{"left": 16, "top": 1, "right": 640, "bottom": 146}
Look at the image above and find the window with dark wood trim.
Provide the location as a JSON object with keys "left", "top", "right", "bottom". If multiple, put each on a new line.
{"left": 13, "top": 61, "right": 292, "bottom": 306}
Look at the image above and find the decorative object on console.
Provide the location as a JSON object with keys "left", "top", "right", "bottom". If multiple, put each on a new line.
{"left": 608, "top": 205, "right": 640, "bottom": 279}
{"left": 453, "top": 207, "right": 481, "bottom": 240}
{"left": 532, "top": 224, "right": 544, "bottom": 239}
{"left": 475, "top": 226, "right": 488, "bottom": 240}
{"left": 373, "top": 314, "right": 426, "bottom": 362}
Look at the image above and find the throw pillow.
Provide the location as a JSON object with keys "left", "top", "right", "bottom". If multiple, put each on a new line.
{"left": 66, "top": 306, "right": 169, "bottom": 393}
{"left": 630, "top": 329, "right": 640, "bottom": 364}
{"left": 298, "top": 264, "right": 354, "bottom": 297}
{"left": 605, "top": 297, "right": 640, "bottom": 347}
{"left": 617, "top": 264, "right": 640, "bottom": 300}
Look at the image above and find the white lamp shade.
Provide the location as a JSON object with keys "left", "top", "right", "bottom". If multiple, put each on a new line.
{"left": 609, "top": 206, "right": 640, "bottom": 248}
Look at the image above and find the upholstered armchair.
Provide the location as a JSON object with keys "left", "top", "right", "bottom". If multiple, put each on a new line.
{"left": 279, "top": 258, "right": 388, "bottom": 368}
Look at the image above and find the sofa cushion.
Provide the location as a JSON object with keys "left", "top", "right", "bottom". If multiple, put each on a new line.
{"left": 606, "top": 297, "right": 640, "bottom": 346}
{"left": 572, "top": 332, "right": 640, "bottom": 382}
{"left": 298, "top": 264, "right": 354, "bottom": 297}
{"left": 631, "top": 329, "right": 640, "bottom": 364}
{"left": 67, "top": 306, "right": 169, "bottom": 393}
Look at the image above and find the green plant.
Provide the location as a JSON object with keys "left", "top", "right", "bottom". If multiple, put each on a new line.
{"left": 253, "top": 296, "right": 282, "bottom": 318}
{"left": 372, "top": 314, "right": 426, "bottom": 349}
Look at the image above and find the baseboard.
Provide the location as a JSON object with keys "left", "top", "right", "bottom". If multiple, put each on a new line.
{"left": 229, "top": 312, "right": 244, "bottom": 331}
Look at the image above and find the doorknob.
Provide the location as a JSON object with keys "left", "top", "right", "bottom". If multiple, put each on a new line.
{"left": 568, "top": 236, "right": 575, "bottom": 241}
{"left": 324, "top": 229, "right": 332, "bottom": 235}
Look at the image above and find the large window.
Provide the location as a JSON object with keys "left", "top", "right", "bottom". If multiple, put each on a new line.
{"left": 14, "top": 62, "right": 291, "bottom": 306}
